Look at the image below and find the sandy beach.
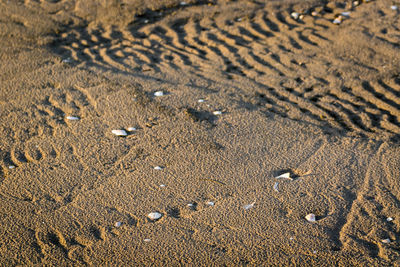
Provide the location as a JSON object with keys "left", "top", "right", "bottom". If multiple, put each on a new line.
{"left": 1, "top": 0, "right": 400, "bottom": 265}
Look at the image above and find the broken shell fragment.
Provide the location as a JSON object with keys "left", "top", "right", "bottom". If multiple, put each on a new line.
{"left": 206, "top": 201, "right": 215, "bottom": 206}
{"left": 391, "top": 5, "right": 398, "bottom": 10}
{"left": 213, "top": 111, "right": 222, "bottom": 115}
{"left": 154, "top": 91, "right": 164, "bottom": 97}
{"left": 332, "top": 16, "right": 343, "bottom": 25}
{"left": 127, "top": 127, "right": 136, "bottom": 131}
{"left": 275, "top": 172, "right": 292, "bottom": 180}
{"left": 381, "top": 238, "right": 391, "bottom": 244}
{"left": 148, "top": 212, "right": 162, "bottom": 221}
{"left": 8, "top": 165, "right": 15, "bottom": 169}
{"left": 291, "top": 12, "right": 300, "bottom": 20}
{"left": 144, "top": 238, "right": 151, "bottom": 242}
{"left": 341, "top": 11, "right": 351, "bottom": 17}
{"left": 387, "top": 217, "right": 394, "bottom": 222}
{"left": 66, "top": 116, "right": 80, "bottom": 120}
{"left": 115, "top": 221, "right": 122, "bottom": 227}
{"left": 112, "top": 129, "right": 128, "bottom": 136}
{"left": 154, "top": 166, "right": 163, "bottom": 170}
{"left": 305, "top": 213, "right": 316, "bottom": 222}
{"left": 273, "top": 182, "right": 279, "bottom": 192}
{"left": 244, "top": 202, "right": 255, "bottom": 210}
{"left": 198, "top": 99, "right": 205, "bottom": 103}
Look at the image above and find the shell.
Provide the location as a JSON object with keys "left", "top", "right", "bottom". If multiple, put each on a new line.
{"left": 275, "top": 173, "right": 292, "bottom": 180}
{"left": 291, "top": 12, "right": 300, "bottom": 20}
{"left": 154, "top": 166, "right": 163, "bottom": 170}
{"left": 144, "top": 238, "right": 151, "bottom": 242}
{"left": 8, "top": 165, "right": 15, "bottom": 169}
{"left": 273, "top": 182, "right": 279, "bottom": 192}
{"left": 387, "top": 217, "right": 393, "bottom": 222}
{"left": 66, "top": 116, "right": 80, "bottom": 120}
{"left": 115, "top": 221, "right": 122, "bottom": 227}
{"left": 127, "top": 127, "right": 136, "bottom": 131}
{"left": 198, "top": 99, "right": 205, "bottom": 103}
{"left": 154, "top": 91, "right": 164, "bottom": 97}
{"left": 148, "top": 212, "right": 162, "bottom": 220}
{"left": 213, "top": 111, "right": 222, "bottom": 115}
{"left": 305, "top": 213, "right": 316, "bottom": 222}
{"left": 206, "top": 201, "right": 215, "bottom": 206}
{"left": 112, "top": 129, "right": 128, "bottom": 136}
{"left": 381, "top": 238, "right": 391, "bottom": 244}
{"left": 244, "top": 202, "right": 255, "bottom": 210}
{"left": 391, "top": 5, "right": 398, "bottom": 10}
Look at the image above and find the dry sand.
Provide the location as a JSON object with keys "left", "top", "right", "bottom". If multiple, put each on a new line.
{"left": 1, "top": 0, "right": 400, "bottom": 265}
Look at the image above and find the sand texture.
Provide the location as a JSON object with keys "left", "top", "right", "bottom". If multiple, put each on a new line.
{"left": 1, "top": 0, "right": 400, "bottom": 265}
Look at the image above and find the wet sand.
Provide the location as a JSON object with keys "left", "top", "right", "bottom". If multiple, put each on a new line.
{"left": 1, "top": 0, "right": 400, "bottom": 265}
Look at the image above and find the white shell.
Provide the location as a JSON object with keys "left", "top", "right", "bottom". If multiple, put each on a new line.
{"left": 332, "top": 18, "right": 342, "bottom": 25}
{"left": 115, "top": 221, "right": 122, "bottom": 227}
{"left": 381, "top": 238, "right": 391, "bottom": 244}
{"left": 66, "top": 116, "right": 80, "bottom": 120}
{"left": 154, "top": 166, "right": 163, "bottom": 170}
{"left": 198, "top": 99, "right": 205, "bottom": 103}
{"left": 291, "top": 12, "right": 300, "bottom": 20}
{"left": 144, "top": 238, "right": 151, "bottom": 242}
{"left": 273, "top": 182, "right": 279, "bottom": 192}
{"left": 341, "top": 11, "right": 351, "bottom": 17}
{"left": 180, "top": 1, "right": 187, "bottom": 5}
{"left": 62, "top": 58, "right": 71, "bottom": 63}
{"left": 148, "top": 212, "right": 162, "bottom": 220}
{"left": 244, "top": 202, "right": 255, "bottom": 210}
{"left": 154, "top": 91, "right": 164, "bottom": 97}
{"left": 144, "top": 19, "right": 149, "bottom": 24}
{"left": 305, "top": 213, "right": 316, "bottom": 222}
{"left": 112, "top": 129, "right": 128, "bottom": 136}
{"left": 159, "top": 184, "right": 166, "bottom": 188}
{"left": 391, "top": 5, "right": 398, "bottom": 10}
{"left": 206, "top": 201, "right": 215, "bottom": 206}
{"left": 387, "top": 217, "right": 393, "bottom": 222}
{"left": 8, "top": 165, "right": 15, "bottom": 169}
{"left": 213, "top": 111, "right": 222, "bottom": 115}
{"left": 275, "top": 172, "right": 291, "bottom": 180}
{"left": 187, "top": 203, "right": 194, "bottom": 207}
{"left": 127, "top": 127, "right": 136, "bottom": 131}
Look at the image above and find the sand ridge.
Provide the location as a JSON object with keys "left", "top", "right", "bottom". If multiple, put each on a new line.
{"left": 0, "top": 0, "right": 400, "bottom": 265}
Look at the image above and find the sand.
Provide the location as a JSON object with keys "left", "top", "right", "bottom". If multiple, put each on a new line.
{"left": 1, "top": 0, "right": 400, "bottom": 265}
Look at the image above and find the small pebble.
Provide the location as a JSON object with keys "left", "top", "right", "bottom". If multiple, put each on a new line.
{"left": 115, "top": 221, "right": 122, "bottom": 227}
{"left": 127, "top": 127, "right": 137, "bottom": 131}
{"left": 8, "top": 165, "right": 15, "bottom": 169}
{"left": 213, "top": 111, "right": 222, "bottom": 115}
{"left": 381, "top": 238, "right": 391, "bottom": 244}
{"left": 387, "top": 217, "right": 393, "bottom": 222}
{"left": 66, "top": 116, "right": 80, "bottom": 120}
{"left": 148, "top": 212, "right": 162, "bottom": 221}
{"left": 112, "top": 129, "right": 128, "bottom": 136}
{"left": 144, "top": 238, "right": 151, "bottom": 242}
{"left": 154, "top": 91, "right": 165, "bottom": 97}
{"left": 305, "top": 213, "right": 316, "bottom": 222}
{"left": 198, "top": 99, "right": 205, "bottom": 103}
{"left": 391, "top": 5, "right": 398, "bottom": 10}
{"left": 154, "top": 166, "right": 163, "bottom": 170}
{"left": 206, "top": 201, "right": 215, "bottom": 206}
